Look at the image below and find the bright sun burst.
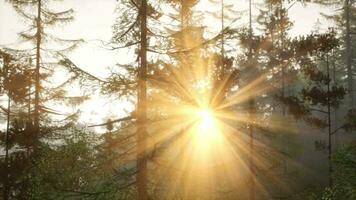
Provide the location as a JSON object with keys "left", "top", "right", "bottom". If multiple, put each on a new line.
{"left": 196, "top": 108, "right": 215, "bottom": 129}
{"left": 191, "top": 107, "right": 222, "bottom": 151}
{"left": 147, "top": 22, "right": 270, "bottom": 198}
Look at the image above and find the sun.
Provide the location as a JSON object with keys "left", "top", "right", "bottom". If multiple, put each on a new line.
{"left": 197, "top": 108, "right": 215, "bottom": 128}
{"left": 193, "top": 107, "right": 217, "bottom": 132}
{"left": 191, "top": 107, "right": 221, "bottom": 144}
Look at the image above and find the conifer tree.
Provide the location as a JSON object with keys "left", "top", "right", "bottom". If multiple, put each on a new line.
{"left": 316, "top": 0, "right": 356, "bottom": 107}
{"left": 109, "top": 0, "right": 163, "bottom": 198}
{"left": 1, "top": 1, "right": 90, "bottom": 198}
{"left": 6, "top": 0, "right": 84, "bottom": 149}
{"left": 234, "top": 1, "right": 343, "bottom": 197}
{"left": 0, "top": 50, "right": 33, "bottom": 200}
{"left": 137, "top": 0, "right": 148, "bottom": 199}
{"left": 279, "top": 32, "right": 347, "bottom": 187}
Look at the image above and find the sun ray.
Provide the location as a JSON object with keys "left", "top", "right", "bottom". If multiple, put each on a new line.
{"left": 144, "top": 14, "right": 298, "bottom": 198}
{"left": 218, "top": 73, "right": 272, "bottom": 110}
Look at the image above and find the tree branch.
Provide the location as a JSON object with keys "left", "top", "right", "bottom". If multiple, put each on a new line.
{"left": 88, "top": 116, "right": 134, "bottom": 127}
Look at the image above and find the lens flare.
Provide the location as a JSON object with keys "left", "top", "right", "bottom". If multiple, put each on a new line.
{"left": 196, "top": 108, "right": 215, "bottom": 132}
{"left": 189, "top": 107, "right": 222, "bottom": 156}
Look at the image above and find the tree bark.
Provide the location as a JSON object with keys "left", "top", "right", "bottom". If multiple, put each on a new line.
{"left": 345, "top": 0, "right": 354, "bottom": 107}
{"left": 3, "top": 56, "right": 11, "bottom": 200}
{"left": 248, "top": 0, "right": 256, "bottom": 199}
{"left": 28, "top": 58, "right": 32, "bottom": 122}
{"left": 137, "top": 0, "right": 148, "bottom": 199}
{"left": 221, "top": 0, "right": 225, "bottom": 78}
{"left": 34, "top": 0, "right": 42, "bottom": 138}
{"left": 326, "top": 54, "right": 333, "bottom": 187}
{"left": 248, "top": 100, "right": 256, "bottom": 200}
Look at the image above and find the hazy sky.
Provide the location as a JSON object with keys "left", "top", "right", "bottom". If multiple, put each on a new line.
{"left": 0, "top": 0, "right": 332, "bottom": 128}
{"left": 0, "top": 0, "right": 331, "bottom": 71}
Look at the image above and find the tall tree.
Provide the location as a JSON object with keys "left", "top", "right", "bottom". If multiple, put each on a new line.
{"left": 316, "top": 0, "right": 355, "bottom": 107}
{"left": 33, "top": 0, "right": 41, "bottom": 133}
{"left": 109, "top": 0, "right": 163, "bottom": 198}
{"left": 0, "top": 50, "right": 33, "bottom": 200}
{"left": 1, "top": 52, "right": 11, "bottom": 200}
{"left": 137, "top": 0, "right": 148, "bottom": 199}
{"left": 280, "top": 32, "right": 347, "bottom": 187}
{"left": 2, "top": 1, "right": 89, "bottom": 198}
{"left": 345, "top": 0, "right": 354, "bottom": 107}
{"left": 235, "top": 1, "right": 342, "bottom": 197}
{"left": 248, "top": 1, "right": 256, "bottom": 199}
{"left": 7, "top": 0, "right": 83, "bottom": 148}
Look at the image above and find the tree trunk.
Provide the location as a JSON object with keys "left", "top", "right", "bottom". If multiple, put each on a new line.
{"left": 248, "top": 100, "right": 256, "bottom": 200}
{"left": 221, "top": 0, "right": 225, "bottom": 78}
{"left": 345, "top": 0, "right": 354, "bottom": 107}
{"left": 28, "top": 58, "right": 32, "bottom": 122}
{"left": 280, "top": 5, "right": 286, "bottom": 116}
{"left": 326, "top": 54, "right": 333, "bottom": 187}
{"left": 3, "top": 56, "right": 11, "bottom": 200}
{"left": 34, "top": 0, "right": 42, "bottom": 138}
{"left": 248, "top": 0, "right": 255, "bottom": 199}
{"left": 137, "top": 0, "right": 148, "bottom": 199}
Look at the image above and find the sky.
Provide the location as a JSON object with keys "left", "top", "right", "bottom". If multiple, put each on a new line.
{"left": 0, "top": 0, "right": 332, "bottom": 129}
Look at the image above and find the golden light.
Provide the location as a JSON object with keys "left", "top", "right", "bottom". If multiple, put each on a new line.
{"left": 189, "top": 107, "right": 223, "bottom": 155}
{"left": 196, "top": 108, "right": 215, "bottom": 130}
{"left": 145, "top": 25, "right": 273, "bottom": 198}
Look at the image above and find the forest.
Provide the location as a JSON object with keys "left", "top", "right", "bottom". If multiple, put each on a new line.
{"left": 0, "top": 0, "right": 356, "bottom": 199}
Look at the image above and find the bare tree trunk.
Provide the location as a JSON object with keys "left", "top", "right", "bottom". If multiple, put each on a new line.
{"left": 281, "top": 64, "right": 285, "bottom": 115}
{"left": 326, "top": 54, "right": 333, "bottom": 187}
{"left": 331, "top": 54, "right": 340, "bottom": 147}
{"left": 345, "top": 0, "right": 354, "bottom": 107}
{"left": 332, "top": 57, "right": 337, "bottom": 126}
{"left": 248, "top": 0, "right": 256, "bottom": 199}
{"left": 221, "top": 0, "right": 225, "bottom": 78}
{"left": 280, "top": 4, "right": 286, "bottom": 116}
{"left": 248, "top": 101, "right": 256, "bottom": 200}
{"left": 34, "top": 0, "right": 42, "bottom": 138}
{"left": 28, "top": 58, "right": 32, "bottom": 122}
{"left": 3, "top": 57, "right": 11, "bottom": 200}
{"left": 3, "top": 95, "right": 11, "bottom": 200}
{"left": 137, "top": 0, "right": 148, "bottom": 199}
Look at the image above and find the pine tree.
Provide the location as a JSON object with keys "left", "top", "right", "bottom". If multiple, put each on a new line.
{"left": 109, "top": 0, "right": 163, "bottom": 198}
{"left": 5, "top": 0, "right": 84, "bottom": 149}
{"left": 316, "top": 0, "right": 356, "bottom": 107}
{"left": 234, "top": 1, "right": 340, "bottom": 197}
{"left": 279, "top": 32, "right": 347, "bottom": 187}
{"left": 0, "top": 50, "right": 32, "bottom": 200}
{"left": 2, "top": 1, "right": 89, "bottom": 198}
{"left": 137, "top": 0, "right": 148, "bottom": 199}
{"left": 256, "top": 0, "right": 297, "bottom": 116}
